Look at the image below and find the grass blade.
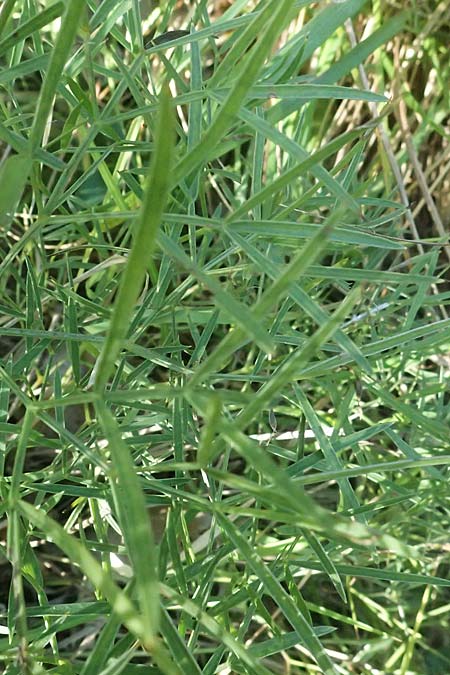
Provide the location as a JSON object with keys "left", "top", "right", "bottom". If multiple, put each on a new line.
{"left": 95, "top": 401, "right": 160, "bottom": 643}
{"left": 29, "top": 0, "right": 85, "bottom": 153}
{"left": 173, "top": 0, "right": 295, "bottom": 183}
{"left": 94, "top": 85, "right": 175, "bottom": 390}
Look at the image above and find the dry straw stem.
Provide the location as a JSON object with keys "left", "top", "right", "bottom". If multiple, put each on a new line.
{"left": 344, "top": 17, "right": 448, "bottom": 321}
{"left": 392, "top": 39, "right": 450, "bottom": 263}
{"left": 344, "top": 19, "right": 422, "bottom": 249}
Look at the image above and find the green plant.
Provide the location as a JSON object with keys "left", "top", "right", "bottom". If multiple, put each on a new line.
{"left": 0, "top": 1, "right": 449, "bottom": 674}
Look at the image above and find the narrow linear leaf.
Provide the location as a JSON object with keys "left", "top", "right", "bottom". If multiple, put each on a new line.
{"left": 187, "top": 219, "right": 337, "bottom": 390}
{"left": 158, "top": 231, "right": 275, "bottom": 353}
{"left": 226, "top": 126, "right": 366, "bottom": 222}
{"left": 160, "top": 584, "right": 275, "bottom": 675}
{"left": 173, "top": 0, "right": 294, "bottom": 183}
{"left": 30, "top": 0, "right": 85, "bottom": 152}
{"left": 0, "top": 154, "right": 31, "bottom": 228}
{"left": 94, "top": 85, "right": 175, "bottom": 390}
{"left": 214, "top": 512, "right": 338, "bottom": 675}
{"left": 291, "top": 560, "right": 450, "bottom": 587}
{"left": 236, "top": 286, "right": 363, "bottom": 429}
{"left": 216, "top": 83, "right": 387, "bottom": 103}
{"left": 0, "top": 1, "right": 65, "bottom": 57}
{"left": 15, "top": 500, "right": 146, "bottom": 640}
{"left": 96, "top": 401, "right": 160, "bottom": 642}
{"left": 229, "top": 219, "right": 405, "bottom": 250}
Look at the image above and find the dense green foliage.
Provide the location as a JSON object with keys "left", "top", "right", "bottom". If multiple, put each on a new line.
{"left": 1, "top": 0, "right": 449, "bottom": 673}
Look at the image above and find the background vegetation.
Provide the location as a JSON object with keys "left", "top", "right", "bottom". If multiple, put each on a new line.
{"left": 0, "top": 0, "right": 449, "bottom": 673}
